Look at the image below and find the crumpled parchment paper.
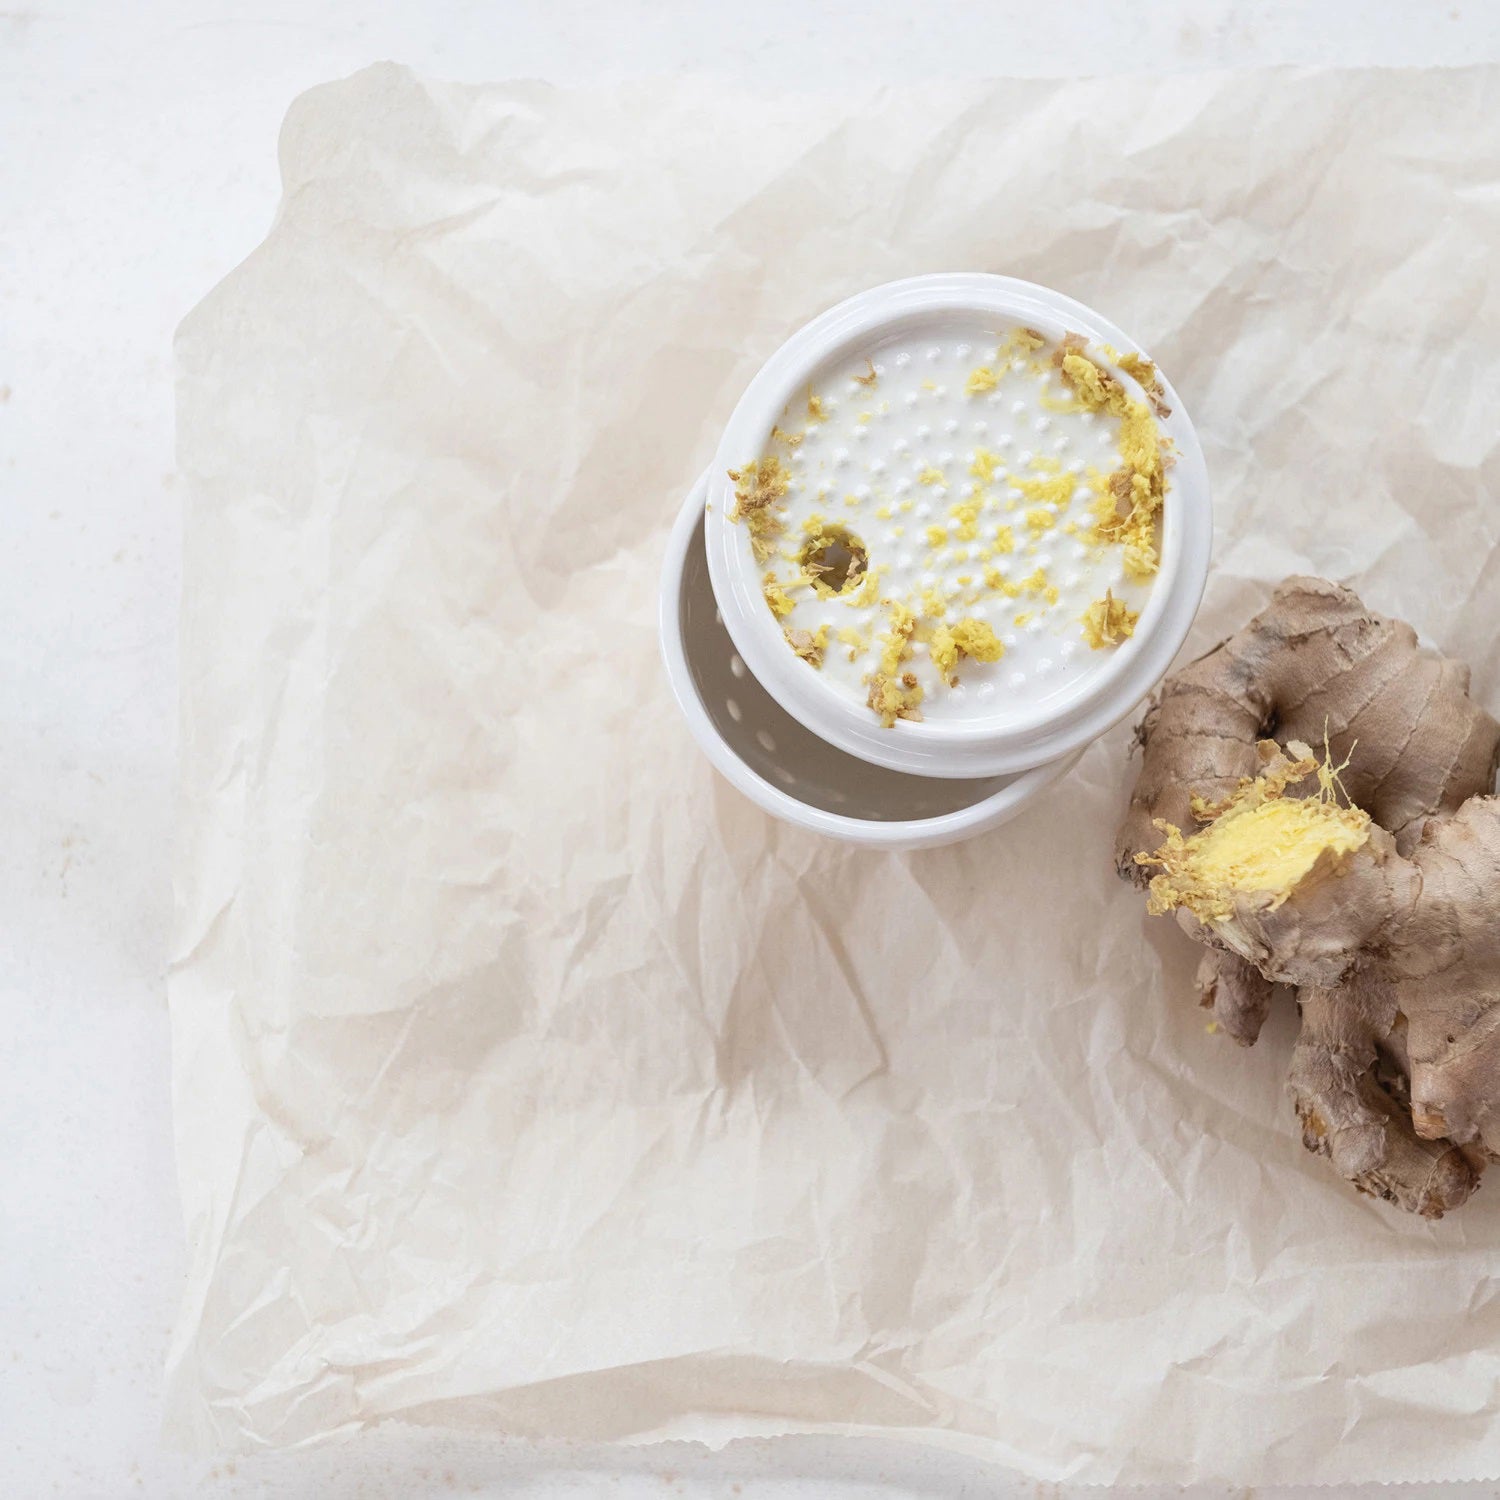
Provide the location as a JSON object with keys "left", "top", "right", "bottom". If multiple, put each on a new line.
{"left": 168, "top": 63, "right": 1500, "bottom": 1485}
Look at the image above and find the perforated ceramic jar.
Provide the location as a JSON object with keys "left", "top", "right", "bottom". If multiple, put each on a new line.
{"left": 659, "top": 470, "right": 1081, "bottom": 850}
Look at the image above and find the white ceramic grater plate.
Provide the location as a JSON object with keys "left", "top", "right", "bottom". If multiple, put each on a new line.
{"left": 703, "top": 274, "right": 1212, "bottom": 779}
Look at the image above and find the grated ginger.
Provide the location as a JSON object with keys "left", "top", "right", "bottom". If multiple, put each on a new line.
{"left": 762, "top": 577, "right": 797, "bottom": 618}
{"left": 867, "top": 671, "right": 924, "bottom": 726}
{"left": 971, "top": 447, "right": 1002, "bottom": 483}
{"left": 929, "top": 617, "right": 1005, "bottom": 685}
{"left": 785, "top": 624, "right": 829, "bottom": 667}
{"left": 921, "top": 586, "right": 951, "bottom": 618}
{"left": 1081, "top": 590, "right": 1138, "bottom": 648}
{"left": 728, "top": 456, "right": 790, "bottom": 563}
{"left": 836, "top": 625, "right": 867, "bottom": 661}
{"left": 950, "top": 497, "right": 982, "bottom": 541}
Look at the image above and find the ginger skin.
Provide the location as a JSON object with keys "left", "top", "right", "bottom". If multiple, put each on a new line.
{"left": 1118, "top": 577, "right": 1500, "bottom": 1217}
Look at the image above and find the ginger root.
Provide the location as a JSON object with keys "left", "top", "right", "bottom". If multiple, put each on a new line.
{"left": 1117, "top": 577, "right": 1500, "bottom": 1216}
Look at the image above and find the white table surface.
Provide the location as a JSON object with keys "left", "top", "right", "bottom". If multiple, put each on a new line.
{"left": 6, "top": 3, "right": 1500, "bottom": 1495}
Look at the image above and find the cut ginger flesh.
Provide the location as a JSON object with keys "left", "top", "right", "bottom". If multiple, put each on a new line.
{"left": 1142, "top": 754, "right": 1371, "bottom": 922}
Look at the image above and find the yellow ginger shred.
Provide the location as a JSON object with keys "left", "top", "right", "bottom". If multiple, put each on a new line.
{"left": 807, "top": 391, "right": 828, "bottom": 422}
{"left": 762, "top": 575, "right": 797, "bottom": 618}
{"left": 1071, "top": 362, "right": 1165, "bottom": 551}
{"left": 950, "top": 497, "right": 982, "bottom": 541}
{"left": 1111, "top": 402, "right": 1168, "bottom": 578}
{"left": 929, "top": 617, "right": 1005, "bottom": 685}
{"left": 925, "top": 525, "right": 948, "bottom": 548}
{"left": 1052, "top": 341, "right": 1170, "bottom": 579}
{"left": 995, "top": 327, "right": 1046, "bottom": 371}
{"left": 867, "top": 671, "right": 924, "bottom": 727}
{"left": 729, "top": 456, "right": 789, "bottom": 515}
{"left": 729, "top": 456, "right": 790, "bottom": 562}
{"left": 844, "top": 565, "right": 885, "bottom": 608}
{"left": 970, "top": 447, "right": 1001, "bottom": 483}
{"left": 866, "top": 604, "right": 925, "bottom": 727}
{"left": 993, "top": 524, "right": 1015, "bottom": 554}
{"left": 878, "top": 602, "right": 917, "bottom": 676}
{"left": 1081, "top": 590, "right": 1139, "bottom": 649}
{"left": 1059, "top": 349, "right": 1124, "bottom": 413}
{"left": 918, "top": 466, "right": 944, "bottom": 486}
{"left": 1188, "top": 744, "right": 1331, "bottom": 826}
{"left": 966, "top": 366, "right": 998, "bottom": 396}
{"left": 1118, "top": 351, "right": 1171, "bottom": 418}
{"left": 785, "top": 624, "right": 829, "bottom": 667}
{"left": 771, "top": 424, "right": 803, "bottom": 447}
{"left": 1025, "top": 507, "right": 1055, "bottom": 534}
{"left": 853, "top": 358, "right": 878, "bottom": 387}
{"left": 1014, "top": 471, "right": 1076, "bottom": 511}
{"left": 836, "top": 625, "right": 867, "bottom": 661}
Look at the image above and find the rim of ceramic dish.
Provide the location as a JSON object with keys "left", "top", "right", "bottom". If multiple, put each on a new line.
{"left": 660, "top": 471, "right": 1079, "bottom": 850}
{"left": 703, "top": 273, "right": 1212, "bottom": 779}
